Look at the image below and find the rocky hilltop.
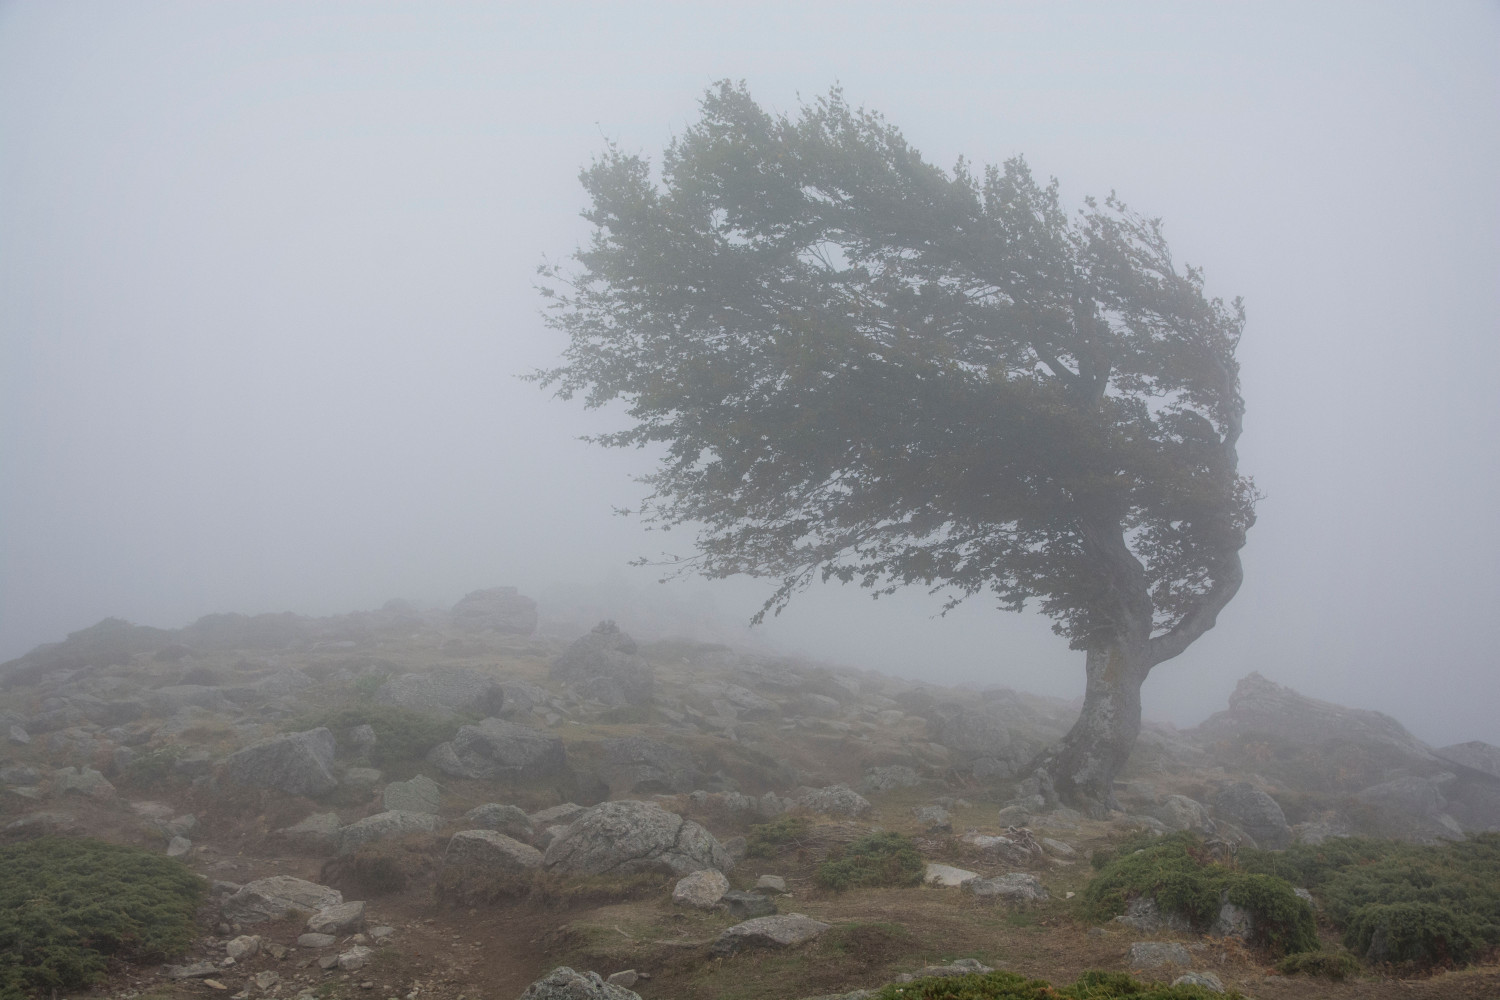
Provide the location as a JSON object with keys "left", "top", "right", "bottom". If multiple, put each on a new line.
{"left": 1, "top": 589, "right": 1497, "bottom": 1000}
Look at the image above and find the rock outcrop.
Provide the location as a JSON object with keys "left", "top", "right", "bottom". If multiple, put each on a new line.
{"left": 428, "top": 718, "right": 567, "bottom": 781}
{"left": 543, "top": 800, "right": 732, "bottom": 876}
{"left": 220, "top": 728, "right": 338, "bottom": 797}
{"left": 550, "top": 622, "right": 653, "bottom": 707}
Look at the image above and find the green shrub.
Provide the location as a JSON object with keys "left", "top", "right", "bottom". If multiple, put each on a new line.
{"left": 868, "top": 969, "right": 1241, "bottom": 999}
{"left": 1275, "top": 948, "right": 1361, "bottom": 981}
{"left": 0, "top": 837, "right": 203, "bottom": 1000}
{"left": 286, "top": 704, "right": 459, "bottom": 767}
{"left": 816, "top": 831, "right": 925, "bottom": 891}
{"left": 1241, "top": 832, "right": 1500, "bottom": 968}
{"left": 745, "top": 815, "right": 812, "bottom": 858}
{"left": 1083, "top": 832, "right": 1316, "bottom": 956}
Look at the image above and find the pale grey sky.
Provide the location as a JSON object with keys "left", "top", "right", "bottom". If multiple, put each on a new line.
{"left": 2, "top": 2, "right": 1497, "bottom": 746}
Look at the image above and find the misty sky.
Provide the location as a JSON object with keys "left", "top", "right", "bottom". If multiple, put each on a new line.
{"left": 2, "top": 2, "right": 1497, "bottom": 747}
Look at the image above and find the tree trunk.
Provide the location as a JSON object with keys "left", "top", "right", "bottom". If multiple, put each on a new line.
{"left": 1024, "top": 642, "right": 1152, "bottom": 817}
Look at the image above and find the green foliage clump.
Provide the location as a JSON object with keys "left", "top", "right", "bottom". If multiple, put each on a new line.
{"left": 816, "top": 831, "right": 925, "bottom": 891}
{"left": 1083, "top": 832, "right": 1316, "bottom": 956}
{"left": 745, "top": 815, "right": 812, "bottom": 858}
{"left": 1274, "top": 948, "right": 1361, "bottom": 980}
{"left": 0, "top": 837, "right": 204, "bottom": 1000}
{"left": 1240, "top": 832, "right": 1500, "bottom": 968}
{"left": 287, "top": 704, "right": 459, "bottom": 767}
{"left": 869, "top": 969, "right": 1241, "bottom": 999}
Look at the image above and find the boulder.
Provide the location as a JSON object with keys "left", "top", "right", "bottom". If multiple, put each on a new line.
{"left": 913, "top": 805, "right": 952, "bottom": 832}
{"left": 444, "top": 829, "right": 544, "bottom": 874}
{"left": 338, "top": 810, "right": 440, "bottom": 854}
{"left": 221, "top": 728, "right": 337, "bottom": 797}
{"left": 271, "top": 812, "right": 343, "bottom": 853}
{"left": 792, "top": 784, "right": 871, "bottom": 817}
{"left": 1111, "top": 896, "right": 1194, "bottom": 934}
{"left": 375, "top": 668, "right": 506, "bottom": 720}
{"left": 463, "top": 802, "right": 535, "bottom": 842}
{"left": 307, "top": 901, "right": 366, "bottom": 935}
{"left": 519, "top": 967, "right": 642, "bottom": 1000}
{"left": 1172, "top": 972, "right": 1225, "bottom": 993}
{"left": 550, "top": 622, "right": 653, "bottom": 707}
{"left": 382, "top": 774, "right": 442, "bottom": 814}
{"left": 1211, "top": 782, "right": 1291, "bottom": 849}
{"left": 450, "top": 587, "right": 538, "bottom": 635}
{"left": 709, "top": 914, "right": 830, "bottom": 956}
{"left": 862, "top": 765, "right": 922, "bottom": 792}
{"left": 1435, "top": 740, "right": 1500, "bottom": 780}
{"left": 221, "top": 876, "right": 342, "bottom": 924}
{"left": 428, "top": 718, "right": 567, "bottom": 781}
{"left": 598, "top": 737, "right": 700, "bottom": 795}
{"left": 544, "top": 800, "right": 732, "bottom": 876}
{"left": 672, "top": 869, "right": 729, "bottom": 909}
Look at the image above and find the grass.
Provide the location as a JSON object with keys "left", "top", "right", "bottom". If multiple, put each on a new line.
{"left": 0, "top": 837, "right": 204, "bottom": 1000}
{"left": 745, "top": 815, "right": 813, "bottom": 858}
{"left": 816, "top": 831, "right": 926, "bottom": 891}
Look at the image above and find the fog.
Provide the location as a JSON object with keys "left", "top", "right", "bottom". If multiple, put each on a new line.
{"left": 2, "top": 2, "right": 1497, "bottom": 747}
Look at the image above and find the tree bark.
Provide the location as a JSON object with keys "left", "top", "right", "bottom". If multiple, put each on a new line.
{"left": 1024, "top": 642, "right": 1152, "bottom": 817}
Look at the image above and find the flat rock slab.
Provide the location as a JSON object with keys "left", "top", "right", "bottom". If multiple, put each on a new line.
{"left": 221, "top": 876, "right": 342, "bottom": 924}
{"left": 709, "top": 913, "right": 830, "bottom": 956}
{"left": 1128, "top": 941, "right": 1194, "bottom": 968}
{"left": 445, "top": 829, "right": 544, "bottom": 873}
{"left": 965, "top": 872, "right": 1049, "bottom": 903}
{"left": 297, "top": 932, "right": 337, "bottom": 948}
{"left": 519, "top": 966, "right": 643, "bottom": 1000}
{"left": 924, "top": 863, "right": 978, "bottom": 887}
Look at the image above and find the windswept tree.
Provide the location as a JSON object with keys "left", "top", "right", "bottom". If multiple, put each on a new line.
{"left": 536, "top": 83, "right": 1256, "bottom": 813}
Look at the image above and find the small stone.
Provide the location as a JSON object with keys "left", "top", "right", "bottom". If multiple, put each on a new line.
{"left": 1128, "top": 941, "right": 1193, "bottom": 968}
{"left": 370, "top": 925, "right": 396, "bottom": 940}
{"left": 1172, "top": 971, "right": 1225, "bottom": 993}
{"left": 754, "top": 874, "right": 787, "bottom": 893}
{"left": 225, "top": 935, "right": 261, "bottom": 960}
{"left": 317, "top": 955, "right": 340, "bottom": 970}
{"left": 307, "top": 900, "right": 366, "bottom": 935}
{"left": 672, "top": 869, "right": 730, "bottom": 909}
{"left": 605, "top": 970, "right": 639, "bottom": 988}
{"left": 167, "top": 835, "right": 192, "bottom": 857}
{"left": 254, "top": 971, "right": 282, "bottom": 991}
{"left": 338, "top": 945, "right": 374, "bottom": 971}
{"left": 205, "top": 981, "right": 227, "bottom": 991}
{"left": 722, "top": 889, "right": 776, "bottom": 918}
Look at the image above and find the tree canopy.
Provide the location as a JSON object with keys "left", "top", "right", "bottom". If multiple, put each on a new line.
{"left": 538, "top": 82, "right": 1256, "bottom": 671}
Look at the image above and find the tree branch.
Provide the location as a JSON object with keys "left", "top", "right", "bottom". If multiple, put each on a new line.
{"left": 1145, "top": 548, "right": 1243, "bottom": 666}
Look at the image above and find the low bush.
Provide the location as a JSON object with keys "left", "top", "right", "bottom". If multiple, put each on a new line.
{"left": 1274, "top": 948, "right": 1361, "bottom": 980}
{"left": 1240, "top": 832, "right": 1500, "bottom": 968}
{"left": 0, "top": 837, "right": 203, "bottom": 1000}
{"left": 1083, "top": 832, "right": 1315, "bottom": 957}
{"left": 869, "top": 969, "right": 1241, "bottom": 999}
{"left": 118, "top": 744, "right": 190, "bottom": 790}
{"left": 285, "top": 704, "right": 459, "bottom": 767}
{"left": 745, "top": 815, "right": 812, "bottom": 858}
{"left": 816, "top": 831, "right": 925, "bottom": 891}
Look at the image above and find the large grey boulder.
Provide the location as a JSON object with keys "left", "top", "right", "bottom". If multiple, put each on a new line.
{"left": 543, "top": 800, "right": 732, "bottom": 876}
{"left": 672, "top": 869, "right": 729, "bottom": 909}
{"left": 1154, "top": 794, "right": 1217, "bottom": 835}
{"left": 450, "top": 586, "right": 538, "bottom": 635}
{"left": 382, "top": 774, "right": 442, "bottom": 814}
{"left": 598, "top": 737, "right": 700, "bottom": 795}
{"left": 792, "top": 784, "right": 871, "bottom": 817}
{"left": 444, "top": 829, "right": 544, "bottom": 874}
{"left": 221, "top": 876, "right": 342, "bottom": 924}
{"left": 221, "top": 728, "right": 337, "bottom": 797}
{"left": 375, "top": 668, "right": 505, "bottom": 720}
{"left": 550, "top": 622, "right": 653, "bottom": 707}
{"left": 709, "top": 914, "right": 830, "bottom": 956}
{"left": 519, "top": 967, "right": 641, "bottom": 1000}
{"left": 338, "top": 810, "right": 440, "bottom": 854}
{"left": 1211, "top": 782, "right": 1291, "bottom": 849}
{"left": 428, "top": 718, "right": 567, "bottom": 781}
{"left": 1128, "top": 942, "right": 1193, "bottom": 969}
{"left": 965, "top": 873, "right": 1049, "bottom": 903}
